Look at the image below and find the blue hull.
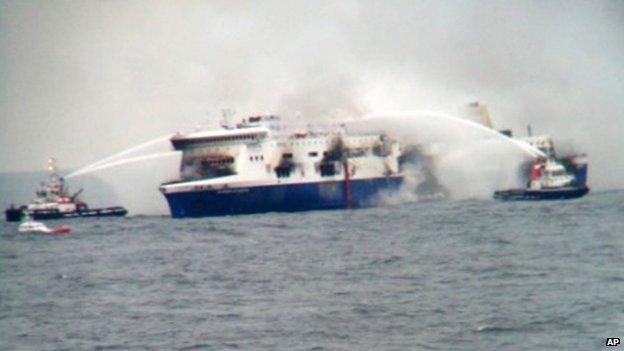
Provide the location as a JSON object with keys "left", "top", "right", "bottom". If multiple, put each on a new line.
{"left": 163, "top": 177, "right": 403, "bottom": 218}
{"left": 493, "top": 186, "right": 589, "bottom": 201}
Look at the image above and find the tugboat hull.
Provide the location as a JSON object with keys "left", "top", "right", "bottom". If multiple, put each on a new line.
{"left": 493, "top": 186, "right": 589, "bottom": 201}
{"left": 5, "top": 207, "right": 24, "bottom": 222}
{"left": 5, "top": 206, "right": 127, "bottom": 222}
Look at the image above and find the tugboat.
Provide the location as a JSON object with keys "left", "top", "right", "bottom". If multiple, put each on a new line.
{"left": 159, "top": 115, "right": 406, "bottom": 218}
{"left": 4, "top": 158, "right": 128, "bottom": 222}
{"left": 494, "top": 132, "right": 589, "bottom": 200}
{"left": 462, "top": 102, "right": 589, "bottom": 201}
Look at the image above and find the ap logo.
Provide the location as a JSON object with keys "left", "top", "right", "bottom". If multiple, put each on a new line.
{"left": 607, "top": 338, "right": 620, "bottom": 347}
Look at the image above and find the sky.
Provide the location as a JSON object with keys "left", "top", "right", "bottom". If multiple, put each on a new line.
{"left": 1, "top": 0, "right": 623, "bottom": 190}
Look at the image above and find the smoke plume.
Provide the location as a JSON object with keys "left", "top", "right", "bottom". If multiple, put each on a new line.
{"left": 1, "top": 0, "right": 622, "bottom": 213}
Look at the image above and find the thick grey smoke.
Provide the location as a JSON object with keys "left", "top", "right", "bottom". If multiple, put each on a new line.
{"left": 1, "top": 0, "right": 623, "bottom": 191}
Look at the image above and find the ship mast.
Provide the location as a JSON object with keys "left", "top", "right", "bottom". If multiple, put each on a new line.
{"left": 46, "top": 157, "right": 66, "bottom": 197}
{"left": 220, "top": 108, "right": 235, "bottom": 129}
{"left": 47, "top": 157, "right": 58, "bottom": 177}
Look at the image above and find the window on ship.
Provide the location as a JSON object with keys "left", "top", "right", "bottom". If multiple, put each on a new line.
{"left": 275, "top": 167, "right": 291, "bottom": 178}
{"left": 180, "top": 152, "right": 236, "bottom": 181}
{"left": 320, "top": 163, "right": 337, "bottom": 177}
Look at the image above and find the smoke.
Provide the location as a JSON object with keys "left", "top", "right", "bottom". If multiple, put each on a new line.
{"left": 398, "top": 145, "right": 448, "bottom": 199}
{"left": 276, "top": 71, "right": 365, "bottom": 123}
{"left": 346, "top": 112, "right": 539, "bottom": 199}
{"left": 374, "top": 163, "right": 446, "bottom": 207}
{"left": 1, "top": 0, "right": 623, "bottom": 194}
{"left": 375, "top": 143, "right": 448, "bottom": 206}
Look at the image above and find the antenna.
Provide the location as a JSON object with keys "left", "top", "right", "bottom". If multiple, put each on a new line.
{"left": 221, "top": 108, "right": 235, "bottom": 129}
{"left": 47, "top": 157, "right": 58, "bottom": 175}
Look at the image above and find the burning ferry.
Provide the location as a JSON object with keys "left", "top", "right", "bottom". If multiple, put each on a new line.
{"left": 159, "top": 115, "right": 406, "bottom": 218}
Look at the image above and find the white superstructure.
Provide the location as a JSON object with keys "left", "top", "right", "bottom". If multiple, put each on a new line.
{"left": 161, "top": 115, "right": 402, "bottom": 194}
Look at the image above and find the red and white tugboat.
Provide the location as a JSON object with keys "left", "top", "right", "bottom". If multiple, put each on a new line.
{"left": 4, "top": 158, "right": 127, "bottom": 222}
{"left": 494, "top": 134, "right": 589, "bottom": 200}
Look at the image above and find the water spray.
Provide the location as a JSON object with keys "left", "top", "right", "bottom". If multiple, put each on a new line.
{"left": 66, "top": 134, "right": 174, "bottom": 178}
{"left": 67, "top": 152, "right": 179, "bottom": 178}
{"left": 362, "top": 111, "right": 545, "bottom": 158}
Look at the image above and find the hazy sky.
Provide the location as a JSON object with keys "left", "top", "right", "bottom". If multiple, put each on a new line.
{"left": 1, "top": 0, "right": 623, "bottom": 190}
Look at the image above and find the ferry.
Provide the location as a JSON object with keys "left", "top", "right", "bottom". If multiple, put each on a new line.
{"left": 4, "top": 158, "right": 127, "bottom": 222}
{"left": 159, "top": 115, "right": 406, "bottom": 218}
{"left": 494, "top": 134, "right": 589, "bottom": 200}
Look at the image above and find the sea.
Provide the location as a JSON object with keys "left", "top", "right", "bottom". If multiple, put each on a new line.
{"left": 1, "top": 182, "right": 623, "bottom": 350}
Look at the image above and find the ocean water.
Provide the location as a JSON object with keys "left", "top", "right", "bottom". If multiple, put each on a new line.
{"left": 1, "top": 191, "right": 623, "bottom": 350}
